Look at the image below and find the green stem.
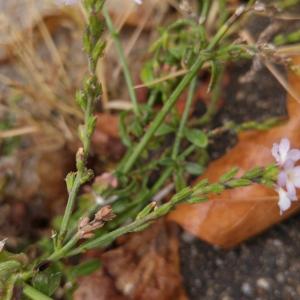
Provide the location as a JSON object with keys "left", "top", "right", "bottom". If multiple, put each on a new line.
{"left": 58, "top": 173, "right": 81, "bottom": 244}
{"left": 23, "top": 284, "right": 53, "bottom": 300}
{"left": 118, "top": 9, "right": 243, "bottom": 175}
{"left": 120, "top": 55, "right": 205, "bottom": 174}
{"left": 172, "top": 77, "right": 197, "bottom": 159}
{"left": 103, "top": 6, "right": 141, "bottom": 118}
{"left": 48, "top": 234, "right": 80, "bottom": 262}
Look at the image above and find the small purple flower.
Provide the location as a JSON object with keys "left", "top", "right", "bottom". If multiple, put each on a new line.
{"left": 57, "top": 0, "right": 79, "bottom": 5}
{"left": 278, "top": 161, "right": 300, "bottom": 200}
{"left": 272, "top": 138, "right": 300, "bottom": 167}
{"left": 277, "top": 187, "right": 294, "bottom": 215}
{"left": 273, "top": 138, "right": 300, "bottom": 214}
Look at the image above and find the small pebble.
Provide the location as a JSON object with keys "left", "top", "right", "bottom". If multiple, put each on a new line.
{"left": 241, "top": 282, "right": 253, "bottom": 296}
{"left": 257, "top": 278, "right": 270, "bottom": 290}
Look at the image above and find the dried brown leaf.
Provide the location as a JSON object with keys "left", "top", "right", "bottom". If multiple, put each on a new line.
{"left": 168, "top": 57, "right": 300, "bottom": 248}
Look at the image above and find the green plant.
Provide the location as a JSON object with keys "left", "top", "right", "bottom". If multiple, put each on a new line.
{"left": 1, "top": 0, "right": 298, "bottom": 299}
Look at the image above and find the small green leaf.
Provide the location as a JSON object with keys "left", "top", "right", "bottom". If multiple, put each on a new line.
{"left": 185, "top": 162, "right": 204, "bottom": 176}
{"left": 32, "top": 265, "right": 62, "bottom": 296}
{"left": 219, "top": 167, "right": 239, "bottom": 183}
{"left": 243, "top": 166, "right": 264, "bottom": 179}
{"left": 69, "top": 259, "right": 102, "bottom": 280}
{"left": 184, "top": 128, "right": 208, "bottom": 148}
{"left": 65, "top": 172, "right": 76, "bottom": 193}
{"left": 226, "top": 178, "right": 252, "bottom": 188}
{"left": 92, "top": 40, "right": 106, "bottom": 63}
{"left": 75, "top": 91, "right": 87, "bottom": 111}
{"left": 207, "top": 61, "right": 221, "bottom": 93}
{"left": 171, "top": 187, "right": 192, "bottom": 204}
{"left": 87, "top": 115, "right": 97, "bottom": 136}
{"left": 187, "top": 196, "right": 208, "bottom": 204}
{"left": 155, "top": 123, "right": 174, "bottom": 136}
{"left": 119, "top": 112, "right": 132, "bottom": 148}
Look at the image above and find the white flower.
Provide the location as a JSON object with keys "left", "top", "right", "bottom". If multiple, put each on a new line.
{"left": 277, "top": 187, "right": 293, "bottom": 215}
{"left": 272, "top": 138, "right": 300, "bottom": 167}
{"left": 134, "top": 0, "right": 143, "bottom": 4}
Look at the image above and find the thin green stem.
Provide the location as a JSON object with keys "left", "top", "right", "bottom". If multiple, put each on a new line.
{"left": 103, "top": 6, "right": 141, "bottom": 118}
{"left": 48, "top": 233, "right": 80, "bottom": 262}
{"left": 119, "top": 11, "right": 239, "bottom": 175}
{"left": 172, "top": 77, "right": 197, "bottom": 159}
{"left": 119, "top": 54, "right": 205, "bottom": 174}
{"left": 58, "top": 173, "right": 81, "bottom": 244}
{"left": 23, "top": 284, "right": 53, "bottom": 300}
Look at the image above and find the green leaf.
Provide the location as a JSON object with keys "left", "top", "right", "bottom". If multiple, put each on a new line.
{"left": 119, "top": 112, "right": 132, "bottom": 148}
{"left": 185, "top": 162, "right": 204, "bottom": 176}
{"left": 243, "top": 167, "right": 264, "bottom": 179}
{"left": 69, "top": 259, "right": 102, "bottom": 280}
{"left": 75, "top": 91, "right": 87, "bottom": 111}
{"left": 65, "top": 172, "right": 76, "bottom": 193}
{"left": 226, "top": 178, "right": 252, "bottom": 188}
{"left": 141, "top": 62, "right": 154, "bottom": 85}
{"left": 184, "top": 128, "right": 208, "bottom": 148}
{"left": 219, "top": 167, "right": 239, "bottom": 183}
{"left": 32, "top": 265, "right": 62, "bottom": 296}
{"left": 92, "top": 40, "right": 106, "bottom": 63}
{"left": 207, "top": 61, "right": 221, "bottom": 93}
{"left": 155, "top": 123, "right": 174, "bottom": 137}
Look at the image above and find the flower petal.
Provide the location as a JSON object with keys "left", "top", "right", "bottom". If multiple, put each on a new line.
{"left": 289, "top": 166, "right": 300, "bottom": 187}
{"left": 277, "top": 171, "right": 287, "bottom": 187}
{"left": 287, "top": 149, "right": 300, "bottom": 162}
{"left": 278, "top": 188, "right": 292, "bottom": 214}
{"left": 279, "top": 138, "right": 290, "bottom": 158}
{"left": 286, "top": 180, "right": 297, "bottom": 200}
{"left": 272, "top": 143, "right": 280, "bottom": 162}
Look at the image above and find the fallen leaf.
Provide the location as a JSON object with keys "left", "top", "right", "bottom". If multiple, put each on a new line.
{"left": 168, "top": 57, "right": 300, "bottom": 248}
{"left": 75, "top": 221, "right": 187, "bottom": 300}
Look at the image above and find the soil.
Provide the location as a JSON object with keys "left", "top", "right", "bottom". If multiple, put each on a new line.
{"left": 179, "top": 58, "right": 300, "bottom": 300}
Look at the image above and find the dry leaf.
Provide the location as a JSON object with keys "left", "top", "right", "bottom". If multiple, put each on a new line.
{"left": 75, "top": 221, "right": 187, "bottom": 300}
{"left": 168, "top": 57, "right": 300, "bottom": 248}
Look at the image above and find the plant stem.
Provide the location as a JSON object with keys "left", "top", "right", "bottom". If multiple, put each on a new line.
{"left": 58, "top": 173, "right": 81, "bottom": 244}
{"left": 119, "top": 9, "right": 241, "bottom": 175}
{"left": 23, "top": 284, "right": 53, "bottom": 300}
{"left": 120, "top": 54, "right": 206, "bottom": 174}
{"left": 48, "top": 233, "right": 80, "bottom": 262}
{"left": 172, "top": 77, "right": 197, "bottom": 159}
{"left": 103, "top": 6, "right": 141, "bottom": 118}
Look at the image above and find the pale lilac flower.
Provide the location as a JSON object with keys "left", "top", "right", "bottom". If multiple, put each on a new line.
{"left": 57, "top": 0, "right": 79, "bottom": 5}
{"left": 272, "top": 138, "right": 300, "bottom": 167}
{"left": 278, "top": 161, "right": 300, "bottom": 201}
{"left": 273, "top": 138, "right": 300, "bottom": 214}
{"left": 277, "top": 187, "right": 293, "bottom": 215}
